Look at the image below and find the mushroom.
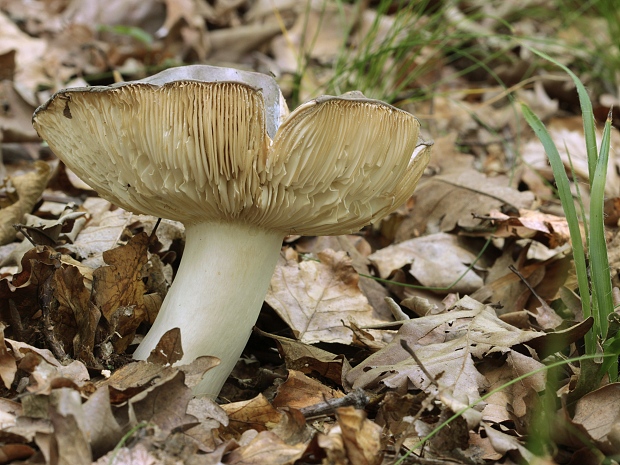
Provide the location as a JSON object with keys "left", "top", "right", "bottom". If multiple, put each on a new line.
{"left": 32, "top": 65, "right": 432, "bottom": 397}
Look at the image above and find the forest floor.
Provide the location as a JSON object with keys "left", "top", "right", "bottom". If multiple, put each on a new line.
{"left": 1, "top": 1, "right": 620, "bottom": 464}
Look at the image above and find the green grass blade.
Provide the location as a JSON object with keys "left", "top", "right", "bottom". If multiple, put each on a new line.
{"left": 590, "top": 111, "right": 613, "bottom": 341}
{"left": 521, "top": 103, "right": 594, "bottom": 353}
{"left": 524, "top": 46, "right": 598, "bottom": 184}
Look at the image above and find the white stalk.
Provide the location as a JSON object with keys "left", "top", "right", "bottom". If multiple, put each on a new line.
{"left": 132, "top": 221, "right": 284, "bottom": 397}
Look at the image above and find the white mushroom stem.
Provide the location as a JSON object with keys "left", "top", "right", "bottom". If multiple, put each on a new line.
{"left": 132, "top": 221, "right": 284, "bottom": 397}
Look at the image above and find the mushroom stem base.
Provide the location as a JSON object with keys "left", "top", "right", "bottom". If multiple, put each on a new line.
{"left": 132, "top": 221, "right": 284, "bottom": 397}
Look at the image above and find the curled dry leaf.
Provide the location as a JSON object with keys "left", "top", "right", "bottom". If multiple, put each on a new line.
{"left": 479, "top": 351, "right": 546, "bottom": 425}
{"left": 224, "top": 430, "right": 307, "bottom": 465}
{"left": 488, "top": 208, "right": 572, "bottom": 248}
{"left": 319, "top": 406, "right": 383, "bottom": 465}
{"left": 273, "top": 370, "right": 344, "bottom": 410}
{"left": 266, "top": 249, "right": 389, "bottom": 344}
{"left": 92, "top": 232, "right": 150, "bottom": 352}
{"left": 0, "top": 323, "right": 17, "bottom": 389}
{"left": 0, "top": 161, "right": 51, "bottom": 245}
{"left": 257, "top": 329, "right": 349, "bottom": 385}
{"left": 220, "top": 394, "right": 282, "bottom": 438}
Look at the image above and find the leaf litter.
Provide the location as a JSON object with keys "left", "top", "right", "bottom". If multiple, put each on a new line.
{"left": 0, "top": 0, "right": 619, "bottom": 463}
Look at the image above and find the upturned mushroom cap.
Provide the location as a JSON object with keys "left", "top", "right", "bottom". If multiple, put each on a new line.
{"left": 32, "top": 65, "right": 431, "bottom": 236}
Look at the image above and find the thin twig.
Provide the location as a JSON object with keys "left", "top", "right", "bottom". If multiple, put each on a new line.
{"left": 299, "top": 388, "right": 370, "bottom": 418}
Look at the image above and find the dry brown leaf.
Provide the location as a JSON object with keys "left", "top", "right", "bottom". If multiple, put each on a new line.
{"left": 400, "top": 169, "right": 535, "bottom": 237}
{"left": 273, "top": 370, "right": 344, "bottom": 410}
{"left": 0, "top": 81, "right": 38, "bottom": 143}
{"left": 220, "top": 394, "right": 282, "bottom": 438}
{"left": 6, "top": 339, "right": 90, "bottom": 393}
{"left": 128, "top": 371, "right": 195, "bottom": 437}
{"left": 62, "top": 202, "right": 138, "bottom": 268}
{"left": 0, "top": 443, "right": 36, "bottom": 463}
{"left": 82, "top": 386, "right": 124, "bottom": 458}
{"left": 0, "top": 246, "right": 61, "bottom": 343}
{"left": 479, "top": 351, "right": 546, "bottom": 425}
{"left": 482, "top": 422, "right": 534, "bottom": 462}
{"left": 0, "top": 11, "right": 48, "bottom": 103}
{"left": 103, "top": 360, "right": 179, "bottom": 403}
{"left": 347, "top": 296, "right": 543, "bottom": 410}
{"left": 489, "top": 209, "right": 571, "bottom": 248}
{"left": 369, "top": 232, "right": 484, "bottom": 294}
{"left": 0, "top": 323, "right": 16, "bottom": 389}
{"left": 570, "top": 383, "right": 620, "bottom": 455}
{"left": 318, "top": 407, "right": 383, "bottom": 465}
{"left": 259, "top": 330, "right": 349, "bottom": 385}
{"left": 0, "top": 161, "right": 51, "bottom": 245}
{"left": 54, "top": 264, "right": 100, "bottom": 367}
{"left": 93, "top": 232, "right": 149, "bottom": 352}
{"left": 295, "top": 235, "right": 392, "bottom": 320}
{"left": 146, "top": 327, "right": 184, "bottom": 365}
{"left": 266, "top": 249, "right": 389, "bottom": 345}
{"left": 225, "top": 430, "right": 307, "bottom": 465}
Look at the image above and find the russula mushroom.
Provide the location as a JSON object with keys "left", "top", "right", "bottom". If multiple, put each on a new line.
{"left": 32, "top": 65, "right": 432, "bottom": 397}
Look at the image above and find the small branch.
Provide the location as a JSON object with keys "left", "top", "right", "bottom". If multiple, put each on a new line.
{"left": 400, "top": 339, "right": 439, "bottom": 388}
{"left": 299, "top": 388, "right": 370, "bottom": 418}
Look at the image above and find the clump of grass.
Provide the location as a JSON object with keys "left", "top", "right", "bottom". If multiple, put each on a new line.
{"left": 521, "top": 47, "right": 617, "bottom": 390}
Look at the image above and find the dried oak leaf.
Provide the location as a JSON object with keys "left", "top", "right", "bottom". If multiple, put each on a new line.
{"left": 273, "top": 370, "right": 345, "bottom": 410}
{"left": 258, "top": 330, "right": 349, "bottom": 386}
{"left": 53, "top": 263, "right": 100, "bottom": 367}
{"left": 369, "top": 232, "right": 484, "bottom": 294}
{"left": 319, "top": 406, "right": 383, "bottom": 465}
{"left": 266, "top": 249, "right": 388, "bottom": 345}
{"left": 92, "top": 232, "right": 149, "bottom": 352}
{"left": 128, "top": 371, "right": 195, "bottom": 437}
{"left": 568, "top": 383, "right": 620, "bottom": 456}
{"left": 82, "top": 386, "right": 124, "bottom": 458}
{"left": 0, "top": 323, "right": 17, "bottom": 388}
{"left": 146, "top": 327, "right": 183, "bottom": 365}
{"left": 0, "top": 246, "right": 60, "bottom": 345}
{"left": 220, "top": 394, "right": 282, "bottom": 439}
{"left": 346, "top": 296, "right": 542, "bottom": 410}
{"left": 399, "top": 169, "right": 535, "bottom": 238}
{"left": 488, "top": 208, "right": 571, "bottom": 248}
{"left": 6, "top": 339, "right": 90, "bottom": 394}
{"left": 479, "top": 351, "right": 545, "bottom": 425}
{"left": 0, "top": 161, "right": 51, "bottom": 245}
{"left": 224, "top": 430, "right": 307, "bottom": 465}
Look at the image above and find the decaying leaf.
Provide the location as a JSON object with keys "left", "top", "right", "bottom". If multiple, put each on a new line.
{"left": 488, "top": 208, "right": 572, "bottom": 248}
{"left": 224, "top": 430, "right": 307, "bottom": 465}
{"left": 0, "top": 161, "right": 51, "bottom": 245}
{"left": 92, "top": 232, "right": 150, "bottom": 352}
{"left": 220, "top": 394, "right": 282, "bottom": 438}
{"left": 318, "top": 406, "right": 383, "bottom": 465}
{"left": 369, "top": 232, "right": 484, "bottom": 294}
{"left": 258, "top": 329, "right": 349, "bottom": 385}
{"left": 346, "top": 296, "right": 542, "bottom": 410}
{"left": 266, "top": 249, "right": 389, "bottom": 344}
{"left": 273, "top": 370, "right": 344, "bottom": 410}
{"left": 401, "top": 169, "right": 535, "bottom": 237}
